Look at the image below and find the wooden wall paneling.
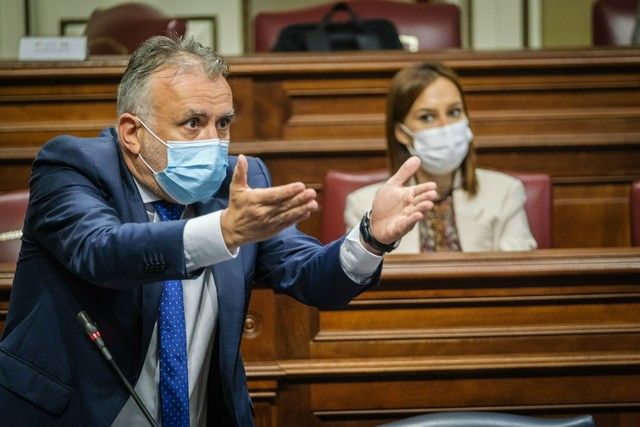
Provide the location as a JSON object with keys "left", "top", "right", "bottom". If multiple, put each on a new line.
{"left": 225, "top": 76, "right": 258, "bottom": 141}
{"left": 239, "top": 248, "right": 640, "bottom": 426}
{"left": 242, "top": 286, "right": 278, "bottom": 361}
{"left": 0, "top": 64, "right": 122, "bottom": 191}
{"left": 553, "top": 183, "right": 631, "bottom": 248}
{"left": 1, "top": 49, "right": 640, "bottom": 248}
{"left": 274, "top": 293, "right": 317, "bottom": 360}
{"left": 476, "top": 144, "right": 640, "bottom": 179}
{"left": 309, "top": 250, "right": 640, "bottom": 360}
{"left": 277, "top": 77, "right": 389, "bottom": 140}
{"left": 251, "top": 397, "right": 276, "bottom": 427}
{"left": 2, "top": 248, "right": 640, "bottom": 426}
{"left": 249, "top": 79, "right": 293, "bottom": 140}
{"left": 0, "top": 163, "right": 31, "bottom": 192}
{"left": 307, "top": 373, "right": 640, "bottom": 414}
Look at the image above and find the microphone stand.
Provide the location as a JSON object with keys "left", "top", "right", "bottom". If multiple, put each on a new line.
{"left": 77, "top": 311, "right": 159, "bottom": 427}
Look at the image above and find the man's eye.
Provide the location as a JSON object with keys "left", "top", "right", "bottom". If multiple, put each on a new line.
{"left": 186, "top": 119, "right": 199, "bottom": 128}
{"left": 218, "top": 118, "right": 230, "bottom": 130}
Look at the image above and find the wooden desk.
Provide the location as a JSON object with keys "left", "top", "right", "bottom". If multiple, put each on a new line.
{"left": 242, "top": 249, "right": 640, "bottom": 426}
{"left": 1, "top": 249, "right": 639, "bottom": 426}
{"left": 1, "top": 49, "right": 640, "bottom": 248}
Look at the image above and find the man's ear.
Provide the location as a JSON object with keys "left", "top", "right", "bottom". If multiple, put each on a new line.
{"left": 118, "top": 113, "right": 141, "bottom": 155}
{"left": 394, "top": 123, "right": 412, "bottom": 147}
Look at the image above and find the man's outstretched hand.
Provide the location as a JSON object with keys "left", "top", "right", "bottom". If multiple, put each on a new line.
{"left": 221, "top": 154, "right": 318, "bottom": 251}
{"left": 367, "top": 156, "right": 437, "bottom": 252}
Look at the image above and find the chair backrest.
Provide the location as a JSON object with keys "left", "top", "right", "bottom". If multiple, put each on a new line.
{"left": 631, "top": 180, "right": 640, "bottom": 246}
{"left": 592, "top": 0, "right": 639, "bottom": 46}
{"left": 380, "top": 411, "right": 595, "bottom": 427}
{"left": 254, "top": 0, "right": 461, "bottom": 52}
{"left": 321, "top": 168, "right": 389, "bottom": 244}
{"left": 507, "top": 172, "right": 553, "bottom": 249}
{"left": 85, "top": 2, "right": 187, "bottom": 55}
{"left": 0, "top": 190, "right": 29, "bottom": 264}
{"left": 321, "top": 169, "right": 553, "bottom": 248}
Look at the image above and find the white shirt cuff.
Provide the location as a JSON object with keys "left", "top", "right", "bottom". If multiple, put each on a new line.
{"left": 183, "top": 210, "right": 238, "bottom": 272}
{"left": 339, "top": 226, "right": 383, "bottom": 284}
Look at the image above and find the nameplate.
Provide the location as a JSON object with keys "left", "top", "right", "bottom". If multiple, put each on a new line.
{"left": 19, "top": 36, "right": 87, "bottom": 61}
{"left": 399, "top": 34, "right": 419, "bottom": 53}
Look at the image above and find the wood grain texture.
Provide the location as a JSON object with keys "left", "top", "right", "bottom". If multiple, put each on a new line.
{"left": 1, "top": 49, "right": 639, "bottom": 248}
{"left": 239, "top": 249, "right": 640, "bottom": 426}
{"left": 2, "top": 248, "right": 640, "bottom": 426}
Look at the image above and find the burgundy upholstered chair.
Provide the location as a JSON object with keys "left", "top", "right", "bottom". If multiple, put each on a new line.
{"left": 321, "top": 169, "right": 389, "bottom": 244}
{"left": 321, "top": 169, "right": 553, "bottom": 248}
{"left": 592, "top": 0, "right": 639, "bottom": 46}
{"left": 631, "top": 180, "right": 640, "bottom": 246}
{"left": 254, "top": 0, "right": 461, "bottom": 52}
{"left": 508, "top": 172, "right": 553, "bottom": 249}
{"left": 0, "top": 190, "right": 29, "bottom": 264}
{"left": 85, "top": 2, "right": 187, "bottom": 55}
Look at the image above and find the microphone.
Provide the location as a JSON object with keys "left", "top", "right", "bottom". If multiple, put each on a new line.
{"left": 77, "top": 311, "right": 159, "bottom": 427}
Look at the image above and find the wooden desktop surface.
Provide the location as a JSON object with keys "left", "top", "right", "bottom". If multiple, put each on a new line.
{"left": 1, "top": 48, "right": 640, "bottom": 248}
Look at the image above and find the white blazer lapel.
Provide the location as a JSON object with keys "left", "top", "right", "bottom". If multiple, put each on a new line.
{"left": 395, "top": 224, "right": 421, "bottom": 253}
{"left": 453, "top": 171, "right": 488, "bottom": 251}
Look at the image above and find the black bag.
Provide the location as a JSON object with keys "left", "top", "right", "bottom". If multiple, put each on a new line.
{"left": 271, "top": 2, "right": 403, "bottom": 52}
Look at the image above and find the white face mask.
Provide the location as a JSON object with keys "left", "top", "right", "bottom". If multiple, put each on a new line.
{"left": 399, "top": 119, "right": 473, "bottom": 176}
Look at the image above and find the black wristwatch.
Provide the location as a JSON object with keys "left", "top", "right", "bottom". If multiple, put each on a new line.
{"left": 359, "top": 210, "right": 399, "bottom": 254}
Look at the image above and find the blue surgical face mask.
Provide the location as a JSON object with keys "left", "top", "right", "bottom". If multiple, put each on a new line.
{"left": 137, "top": 119, "right": 229, "bottom": 205}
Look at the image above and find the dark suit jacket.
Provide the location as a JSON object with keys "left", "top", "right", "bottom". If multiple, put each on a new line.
{"left": 0, "top": 128, "right": 379, "bottom": 426}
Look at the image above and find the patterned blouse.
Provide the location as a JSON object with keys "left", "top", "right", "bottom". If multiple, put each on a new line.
{"left": 419, "top": 192, "right": 461, "bottom": 251}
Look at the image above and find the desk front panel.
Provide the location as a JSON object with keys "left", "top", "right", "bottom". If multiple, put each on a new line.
{"left": 1, "top": 250, "right": 639, "bottom": 426}
{"left": 241, "top": 249, "right": 640, "bottom": 426}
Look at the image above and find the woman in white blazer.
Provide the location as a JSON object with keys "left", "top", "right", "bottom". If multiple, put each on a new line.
{"left": 344, "top": 62, "right": 536, "bottom": 253}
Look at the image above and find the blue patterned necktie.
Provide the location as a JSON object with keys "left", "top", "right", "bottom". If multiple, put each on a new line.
{"left": 151, "top": 200, "right": 189, "bottom": 427}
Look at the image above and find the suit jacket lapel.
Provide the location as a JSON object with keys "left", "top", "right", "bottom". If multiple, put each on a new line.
{"left": 211, "top": 258, "right": 245, "bottom": 378}
{"left": 454, "top": 187, "right": 484, "bottom": 252}
{"left": 193, "top": 197, "right": 246, "bottom": 382}
{"left": 118, "top": 154, "right": 164, "bottom": 369}
{"left": 193, "top": 196, "right": 246, "bottom": 377}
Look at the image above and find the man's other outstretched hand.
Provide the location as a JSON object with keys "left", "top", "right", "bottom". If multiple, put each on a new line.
{"left": 367, "top": 156, "right": 437, "bottom": 252}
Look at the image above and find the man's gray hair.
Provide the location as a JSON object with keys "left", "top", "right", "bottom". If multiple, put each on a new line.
{"left": 116, "top": 35, "right": 229, "bottom": 119}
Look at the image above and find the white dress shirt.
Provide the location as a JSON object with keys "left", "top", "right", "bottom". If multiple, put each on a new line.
{"left": 113, "top": 180, "right": 381, "bottom": 426}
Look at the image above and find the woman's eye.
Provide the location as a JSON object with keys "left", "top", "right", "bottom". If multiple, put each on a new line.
{"left": 449, "top": 108, "right": 463, "bottom": 118}
{"left": 419, "top": 113, "right": 435, "bottom": 123}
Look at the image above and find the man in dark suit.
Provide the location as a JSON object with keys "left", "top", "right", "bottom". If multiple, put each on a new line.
{"left": 0, "top": 36, "right": 436, "bottom": 426}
